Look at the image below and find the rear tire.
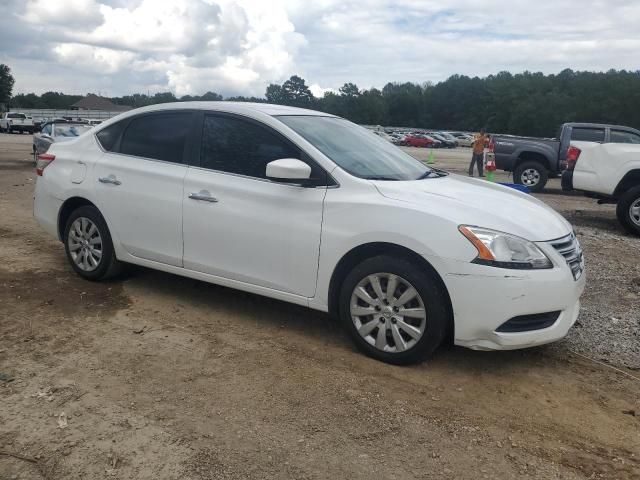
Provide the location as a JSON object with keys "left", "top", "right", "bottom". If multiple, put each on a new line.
{"left": 338, "top": 255, "right": 449, "bottom": 365}
{"left": 514, "top": 161, "right": 548, "bottom": 192}
{"left": 616, "top": 186, "right": 640, "bottom": 236}
{"left": 63, "top": 206, "right": 123, "bottom": 280}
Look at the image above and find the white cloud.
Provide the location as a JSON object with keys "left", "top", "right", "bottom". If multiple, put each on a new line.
{"left": 309, "top": 83, "right": 335, "bottom": 97}
{"left": 3, "top": 0, "right": 640, "bottom": 97}
{"left": 22, "top": 0, "right": 104, "bottom": 29}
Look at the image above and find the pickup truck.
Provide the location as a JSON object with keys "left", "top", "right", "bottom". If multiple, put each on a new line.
{"left": 493, "top": 123, "right": 639, "bottom": 192}
{"left": 562, "top": 131, "right": 640, "bottom": 235}
{"left": 0, "top": 112, "right": 36, "bottom": 134}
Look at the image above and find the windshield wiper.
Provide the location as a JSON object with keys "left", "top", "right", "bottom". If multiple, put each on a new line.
{"left": 416, "top": 169, "right": 448, "bottom": 180}
{"left": 363, "top": 175, "right": 400, "bottom": 181}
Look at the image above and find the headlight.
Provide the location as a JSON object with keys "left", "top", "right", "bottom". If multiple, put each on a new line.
{"left": 459, "top": 225, "right": 552, "bottom": 270}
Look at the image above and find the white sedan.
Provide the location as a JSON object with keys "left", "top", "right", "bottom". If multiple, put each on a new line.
{"left": 454, "top": 134, "right": 475, "bottom": 147}
{"left": 34, "top": 102, "right": 585, "bottom": 364}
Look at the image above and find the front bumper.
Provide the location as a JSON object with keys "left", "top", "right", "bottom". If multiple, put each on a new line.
{"left": 425, "top": 247, "right": 586, "bottom": 351}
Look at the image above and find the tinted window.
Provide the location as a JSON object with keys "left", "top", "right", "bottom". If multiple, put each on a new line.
{"left": 8, "top": 113, "right": 25, "bottom": 119}
{"left": 610, "top": 130, "right": 640, "bottom": 144}
{"left": 41, "top": 124, "right": 52, "bottom": 135}
{"left": 96, "top": 121, "right": 126, "bottom": 152}
{"left": 200, "top": 115, "right": 300, "bottom": 178}
{"left": 120, "top": 112, "right": 193, "bottom": 162}
{"left": 571, "top": 127, "right": 605, "bottom": 142}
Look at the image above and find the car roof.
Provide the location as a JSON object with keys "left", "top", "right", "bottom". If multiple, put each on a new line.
{"left": 92, "top": 101, "right": 337, "bottom": 133}
{"left": 564, "top": 122, "right": 640, "bottom": 133}
{"left": 122, "top": 101, "right": 336, "bottom": 117}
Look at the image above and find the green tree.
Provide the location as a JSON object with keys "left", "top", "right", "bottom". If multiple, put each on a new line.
{"left": 281, "top": 75, "right": 314, "bottom": 106}
{"left": 339, "top": 82, "right": 360, "bottom": 97}
{"left": 265, "top": 83, "right": 285, "bottom": 103}
{"left": 0, "top": 64, "right": 14, "bottom": 106}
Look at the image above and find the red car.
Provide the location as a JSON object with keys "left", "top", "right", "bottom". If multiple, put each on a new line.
{"left": 404, "top": 135, "right": 436, "bottom": 148}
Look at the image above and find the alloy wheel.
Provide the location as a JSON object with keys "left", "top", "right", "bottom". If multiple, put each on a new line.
{"left": 350, "top": 273, "right": 427, "bottom": 353}
{"left": 520, "top": 168, "right": 541, "bottom": 186}
{"left": 68, "top": 217, "right": 103, "bottom": 271}
{"left": 630, "top": 198, "right": 640, "bottom": 227}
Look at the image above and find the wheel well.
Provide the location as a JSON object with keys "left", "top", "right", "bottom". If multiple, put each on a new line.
{"left": 327, "top": 242, "right": 454, "bottom": 341}
{"left": 57, "top": 197, "right": 97, "bottom": 240}
{"left": 614, "top": 169, "right": 640, "bottom": 196}
{"left": 515, "top": 152, "right": 550, "bottom": 170}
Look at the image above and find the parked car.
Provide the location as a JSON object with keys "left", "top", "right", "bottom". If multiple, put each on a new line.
{"left": 435, "top": 132, "right": 459, "bottom": 147}
{"left": 34, "top": 102, "right": 585, "bottom": 364}
{"left": 389, "top": 133, "right": 406, "bottom": 145}
{"left": 372, "top": 130, "right": 394, "bottom": 142}
{"left": 428, "top": 133, "right": 456, "bottom": 149}
{"left": 32, "top": 121, "right": 93, "bottom": 163}
{"left": 562, "top": 132, "right": 640, "bottom": 235}
{"left": 404, "top": 134, "right": 436, "bottom": 148}
{"left": 0, "top": 112, "right": 35, "bottom": 134}
{"left": 82, "top": 118, "right": 103, "bottom": 126}
{"left": 453, "top": 134, "right": 475, "bottom": 147}
{"left": 493, "top": 123, "right": 640, "bottom": 192}
{"left": 422, "top": 135, "right": 444, "bottom": 148}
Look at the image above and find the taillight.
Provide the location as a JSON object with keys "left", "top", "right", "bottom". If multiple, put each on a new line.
{"left": 36, "top": 153, "right": 55, "bottom": 176}
{"left": 566, "top": 146, "right": 581, "bottom": 170}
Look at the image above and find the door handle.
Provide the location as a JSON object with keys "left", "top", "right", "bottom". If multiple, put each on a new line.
{"left": 98, "top": 175, "right": 121, "bottom": 186}
{"left": 189, "top": 190, "right": 218, "bottom": 203}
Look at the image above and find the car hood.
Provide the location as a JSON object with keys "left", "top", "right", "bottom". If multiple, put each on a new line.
{"left": 372, "top": 174, "right": 572, "bottom": 242}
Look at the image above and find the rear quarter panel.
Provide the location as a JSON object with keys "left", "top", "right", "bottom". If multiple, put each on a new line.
{"left": 572, "top": 142, "right": 640, "bottom": 195}
{"left": 35, "top": 135, "right": 102, "bottom": 237}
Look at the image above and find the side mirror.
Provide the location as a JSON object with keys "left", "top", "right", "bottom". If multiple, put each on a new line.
{"left": 266, "top": 158, "right": 312, "bottom": 183}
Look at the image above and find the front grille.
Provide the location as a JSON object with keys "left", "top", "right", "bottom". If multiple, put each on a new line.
{"left": 548, "top": 233, "right": 584, "bottom": 280}
{"left": 496, "top": 311, "right": 561, "bottom": 333}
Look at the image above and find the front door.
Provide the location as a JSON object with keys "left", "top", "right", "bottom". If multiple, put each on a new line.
{"left": 182, "top": 113, "right": 327, "bottom": 297}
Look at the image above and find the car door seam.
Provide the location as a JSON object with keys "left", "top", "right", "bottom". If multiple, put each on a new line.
{"left": 311, "top": 186, "right": 329, "bottom": 304}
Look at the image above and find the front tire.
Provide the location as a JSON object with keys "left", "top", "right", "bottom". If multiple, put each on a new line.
{"left": 63, "top": 205, "right": 122, "bottom": 280}
{"left": 338, "top": 255, "right": 449, "bottom": 365}
{"left": 616, "top": 186, "right": 640, "bottom": 236}
{"left": 514, "top": 161, "right": 548, "bottom": 192}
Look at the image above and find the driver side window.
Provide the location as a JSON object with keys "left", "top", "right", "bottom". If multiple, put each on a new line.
{"left": 200, "top": 114, "right": 302, "bottom": 179}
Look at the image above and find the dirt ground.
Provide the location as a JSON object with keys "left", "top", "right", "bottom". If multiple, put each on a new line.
{"left": 1, "top": 133, "right": 638, "bottom": 480}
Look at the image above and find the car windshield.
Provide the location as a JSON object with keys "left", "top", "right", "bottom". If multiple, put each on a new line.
{"left": 277, "top": 116, "right": 432, "bottom": 181}
{"left": 54, "top": 124, "right": 92, "bottom": 137}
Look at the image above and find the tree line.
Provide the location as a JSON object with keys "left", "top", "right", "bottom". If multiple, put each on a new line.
{"left": 3, "top": 63, "right": 640, "bottom": 137}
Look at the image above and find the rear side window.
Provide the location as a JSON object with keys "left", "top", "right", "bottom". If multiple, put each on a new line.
{"left": 200, "top": 115, "right": 300, "bottom": 178}
{"left": 119, "top": 112, "right": 193, "bottom": 163}
{"left": 610, "top": 130, "right": 640, "bottom": 144}
{"left": 571, "top": 127, "right": 605, "bottom": 142}
{"left": 96, "top": 121, "right": 126, "bottom": 152}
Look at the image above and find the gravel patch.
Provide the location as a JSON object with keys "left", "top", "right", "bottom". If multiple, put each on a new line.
{"left": 561, "top": 225, "right": 640, "bottom": 370}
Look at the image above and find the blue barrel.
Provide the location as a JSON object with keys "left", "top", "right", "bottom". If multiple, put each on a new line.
{"left": 498, "top": 183, "right": 530, "bottom": 194}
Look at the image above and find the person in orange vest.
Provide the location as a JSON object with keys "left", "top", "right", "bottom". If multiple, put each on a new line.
{"left": 468, "top": 128, "right": 488, "bottom": 177}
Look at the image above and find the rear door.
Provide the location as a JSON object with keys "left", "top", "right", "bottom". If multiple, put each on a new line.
{"left": 93, "top": 111, "right": 197, "bottom": 267}
{"left": 182, "top": 113, "right": 328, "bottom": 297}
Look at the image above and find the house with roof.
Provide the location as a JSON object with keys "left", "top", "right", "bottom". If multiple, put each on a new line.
{"left": 70, "top": 94, "right": 132, "bottom": 112}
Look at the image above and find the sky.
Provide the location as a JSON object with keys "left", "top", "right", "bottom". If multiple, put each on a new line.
{"left": 1, "top": 0, "right": 639, "bottom": 98}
